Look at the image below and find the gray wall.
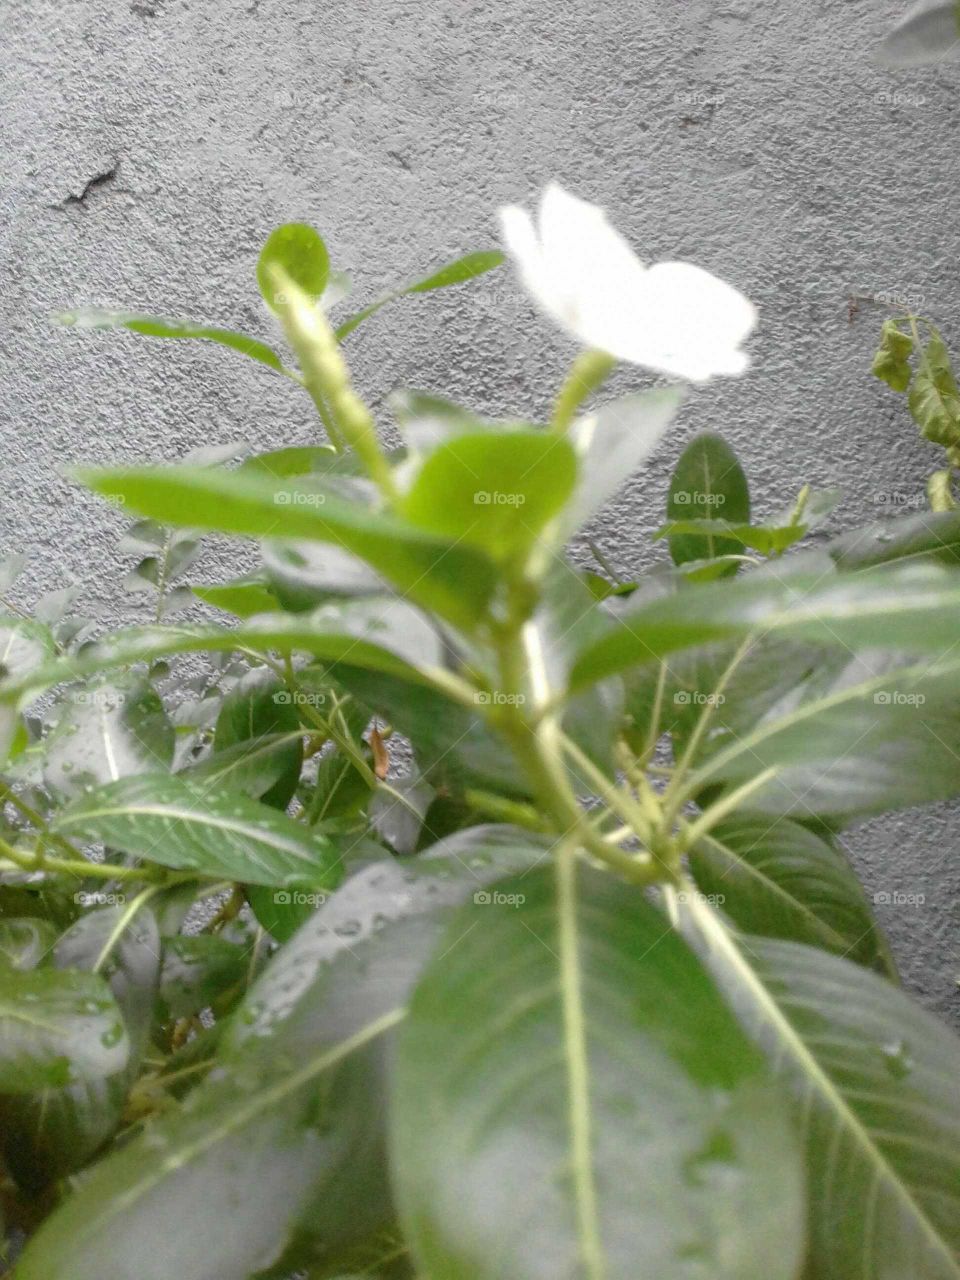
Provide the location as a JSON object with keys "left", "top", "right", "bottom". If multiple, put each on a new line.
{"left": 2, "top": 0, "right": 959, "bottom": 1021}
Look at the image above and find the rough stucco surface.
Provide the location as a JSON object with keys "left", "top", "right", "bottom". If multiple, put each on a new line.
{"left": 1, "top": 0, "right": 959, "bottom": 1022}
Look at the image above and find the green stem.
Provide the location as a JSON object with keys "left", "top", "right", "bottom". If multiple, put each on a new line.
{"left": 268, "top": 265, "right": 399, "bottom": 504}
{"left": 551, "top": 349, "right": 616, "bottom": 435}
{"left": 0, "top": 836, "right": 182, "bottom": 884}
{"left": 0, "top": 783, "right": 88, "bottom": 862}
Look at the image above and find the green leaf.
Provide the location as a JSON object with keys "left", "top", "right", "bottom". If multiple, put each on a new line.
{"left": 0, "top": 962, "right": 128, "bottom": 1092}
{"left": 213, "top": 669, "right": 303, "bottom": 809}
{"left": 240, "top": 445, "right": 337, "bottom": 478}
{"left": 391, "top": 865, "right": 804, "bottom": 1280}
{"left": 666, "top": 433, "right": 751, "bottom": 568}
{"left": 261, "top": 539, "right": 383, "bottom": 608}
{"left": 335, "top": 250, "right": 504, "bottom": 340}
{"left": 828, "top": 509, "right": 960, "bottom": 570}
{"left": 228, "top": 828, "right": 553, "bottom": 1048}
{"left": 257, "top": 223, "right": 330, "bottom": 313}
{"left": 687, "top": 650, "right": 960, "bottom": 821}
{"left": 73, "top": 465, "right": 498, "bottom": 631}
{"left": 656, "top": 517, "right": 807, "bottom": 556}
{"left": 0, "top": 605, "right": 458, "bottom": 711}
{"left": 908, "top": 332, "right": 960, "bottom": 447}
{"left": 878, "top": 0, "right": 960, "bottom": 66}
{"left": 0, "top": 918, "right": 58, "bottom": 970}
{"left": 53, "top": 774, "right": 345, "bottom": 889}
{"left": 55, "top": 308, "right": 289, "bottom": 374}
{"left": 42, "top": 675, "right": 174, "bottom": 802}
{"left": 570, "top": 560, "right": 960, "bottom": 690}
{"left": 191, "top": 576, "right": 278, "bottom": 618}
{"left": 158, "top": 934, "right": 248, "bottom": 1021}
{"left": 683, "top": 897, "right": 960, "bottom": 1279}
{"left": 563, "top": 388, "right": 684, "bottom": 535}
{"left": 401, "top": 430, "right": 577, "bottom": 560}
{"left": 872, "top": 318, "right": 914, "bottom": 392}
{"left": 688, "top": 814, "right": 894, "bottom": 974}
{"left": 183, "top": 728, "right": 307, "bottom": 802}
{"left": 13, "top": 913, "right": 449, "bottom": 1280}
{"left": 0, "top": 615, "right": 55, "bottom": 682}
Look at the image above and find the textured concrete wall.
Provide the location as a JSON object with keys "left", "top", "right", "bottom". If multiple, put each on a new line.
{"left": 2, "top": 0, "right": 959, "bottom": 1020}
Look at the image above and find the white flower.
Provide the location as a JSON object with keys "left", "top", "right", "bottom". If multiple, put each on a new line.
{"left": 498, "top": 182, "right": 757, "bottom": 383}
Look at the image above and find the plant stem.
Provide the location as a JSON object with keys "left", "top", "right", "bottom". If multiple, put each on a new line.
{"left": 268, "top": 265, "right": 399, "bottom": 504}
{"left": 0, "top": 836, "right": 182, "bottom": 884}
{"left": 551, "top": 349, "right": 616, "bottom": 435}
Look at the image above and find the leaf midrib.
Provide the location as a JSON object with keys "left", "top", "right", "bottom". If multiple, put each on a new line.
{"left": 686, "top": 895, "right": 960, "bottom": 1276}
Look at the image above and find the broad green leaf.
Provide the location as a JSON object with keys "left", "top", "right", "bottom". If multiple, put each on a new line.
{"left": 55, "top": 309, "right": 289, "bottom": 374}
{"left": 257, "top": 222, "right": 330, "bottom": 312}
{"left": 213, "top": 669, "right": 303, "bottom": 809}
{"left": 0, "top": 902, "right": 165, "bottom": 1189}
{"left": 655, "top": 517, "right": 806, "bottom": 556}
{"left": 683, "top": 896, "right": 960, "bottom": 1279}
{"left": 0, "top": 918, "right": 57, "bottom": 970}
{"left": 240, "top": 445, "right": 337, "bottom": 478}
{"left": 262, "top": 539, "right": 383, "bottom": 608}
{"left": 908, "top": 332, "right": 960, "bottom": 447}
{"left": 0, "top": 615, "right": 55, "bottom": 682}
{"left": 73, "top": 465, "right": 498, "bottom": 630}
{"left": 570, "top": 561, "right": 960, "bottom": 690}
{"left": 400, "top": 430, "right": 577, "bottom": 559}
{"left": 335, "top": 250, "right": 504, "bottom": 340}
{"left": 563, "top": 388, "right": 684, "bottom": 535}
{"left": 872, "top": 318, "right": 914, "bottom": 391}
{"left": 686, "top": 650, "right": 960, "bottom": 821}
{"left": 828, "top": 509, "right": 960, "bottom": 570}
{"left": 0, "top": 962, "right": 128, "bottom": 1092}
{"left": 191, "top": 576, "right": 278, "bottom": 618}
{"left": 182, "top": 728, "right": 307, "bottom": 802}
{"left": 13, "top": 913, "right": 451, "bottom": 1280}
{"left": 879, "top": 0, "right": 960, "bottom": 66}
{"left": 53, "top": 774, "right": 345, "bottom": 889}
{"left": 246, "top": 881, "right": 319, "bottom": 942}
{"left": 158, "top": 934, "right": 248, "bottom": 1021}
{"left": 42, "top": 675, "right": 174, "bottom": 802}
{"left": 228, "top": 827, "right": 553, "bottom": 1048}
{"left": 688, "top": 814, "right": 894, "bottom": 973}
{"left": 391, "top": 865, "right": 804, "bottom": 1280}
{"left": 666, "top": 432, "right": 751, "bottom": 568}
{"left": 0, "top": 607, "right": 457, "bottom": 709}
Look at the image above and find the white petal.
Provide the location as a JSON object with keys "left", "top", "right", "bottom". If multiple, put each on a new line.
{"left": 536, "top": 185, "right": 649, "bottom": 344}
{"left": 498, "top": 204, "right": 552, "bottom": 309}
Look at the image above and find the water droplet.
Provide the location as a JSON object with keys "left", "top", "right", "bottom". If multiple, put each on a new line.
{"left": 100, "top": 1022, "right": 124, "bottom": 1048}
{"left": 881, "top": 1039, "right": 913, "bottom": 1080}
